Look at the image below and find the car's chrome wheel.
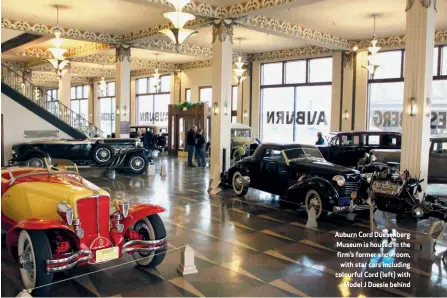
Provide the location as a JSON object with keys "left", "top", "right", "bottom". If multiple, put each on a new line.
{"left": 305, "top": 189, "right": 323, "bottom": 219}
{"left": 18, "top": 231, "right": 36, "bottom": 290}
{"left": 96, "top": 147, "right": 112, "bottom": 163}
{"left": 130, "top": 156, "right": 145, "bottom": 171}
{"left": 28, "top": 157, "right": 44, "bottom": 168}
{"left": 232, "top": 171, "right": 248, "bottom": 196}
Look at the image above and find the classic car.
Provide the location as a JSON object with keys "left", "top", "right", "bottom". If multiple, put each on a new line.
{"left": 206, "top": 123, "right": 261, "bottom": 161}
{"left": 9, "top": 137, "right": 150, "bottom": 174}
{"left": 360, "top": 134, "right": 447, "bottom": 183}
{"left": 228, "top": 143, "right": 369, "bottom": 218}
{"left": 317, "top": 130, "right": 402, "bottom": 167}
{"left": 1, "top": 159, "right": 167, "bottom": 296}
{"left": 130, "top": 126, "right": 169, "bottom": 152}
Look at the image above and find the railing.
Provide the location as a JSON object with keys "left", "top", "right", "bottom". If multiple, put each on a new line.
{"left": 1, "top": 63, "right": 104, "bottom": 138}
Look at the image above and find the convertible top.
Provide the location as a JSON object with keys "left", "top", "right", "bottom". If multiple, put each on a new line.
{"left": 251, "top": 142, "right": 318, "bottom": 160}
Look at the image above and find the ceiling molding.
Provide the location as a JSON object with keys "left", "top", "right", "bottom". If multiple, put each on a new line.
{"left": 1, "top": 18, "right": 123, "bottom": 44}
{"left": 131, "top": 68, "right": 159, "bottom": 77}
{"left": 179, "top": 60, "right": 212, "bottom": 70}
{"left": 16, "top": 48, "right": 53, "bottom": 59}
{"left": 2, "top": 61, "right": 26, "bottom": 69}
{"left": 237, "top": 16, "right": 350, "bottom": 50}
{"left": 251, "top": 45, "right": 332, "bottom": 62}
{"left": 131, "top": 59, "right": 177, "bottom": 70}
{"left": 67, "top": 42, "right": 112, "bottom": 57}
{"left": 32, "top": 72, "right": 89, "bottom": 87}
{"left": 135, "top": 40, "right": 213, "bottom": 57}
{"left": 71, "top": 54, "right": 116, "bottom": 64}
{"left": 350, "top": 29, "right": 447, "bottom": 50}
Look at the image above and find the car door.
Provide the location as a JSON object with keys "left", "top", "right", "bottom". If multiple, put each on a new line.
{"left": 259, "top": 149, "right": 288, "bottom": 195}
{"left": 429, "top": 140, "right": 447, "bottom": 183}
{"left": 332, "top": 134, "right": 360, "bottom": 166}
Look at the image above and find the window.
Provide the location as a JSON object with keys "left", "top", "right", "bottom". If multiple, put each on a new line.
{"left": 70, "top": 85, "right": 89, "bottom": 124}
{"left": 432, "top": 141, "right": 447, "bottom": 154}
{"left": 261, "top": 57, "right": 333, "bottom": 144}
{"left": 99, "top": 82, "right": 116, "bottom": 137}
{"left": 309, "top": 58, "right": 332, "bottom": 82}
{"left": 45, "top": 88, "right": 59, "bottom": 116}
{"left": 368, "top": 46, "right": 447, "bottom": 135}
{"left": 199, "top": 87, "right": 212, "bottom": 107}
{"left": 261, "top": 63, "right": 283, "bottom": 85}
{"left": 263, "top": 149, "right": 283, "bottom": 160}
{"left": 231, "top": 85, "right": 238, "bottom": 123}
{"left": 136, "top": 75, "right": 171, "bottom": 126}
{"left": 185, "top": 88, "right": 191, "bottom": 102}
{"left": 367, "top": 135, "right": 380, "bottom": 146}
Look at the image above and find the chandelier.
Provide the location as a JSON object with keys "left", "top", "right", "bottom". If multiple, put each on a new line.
{"left": 99, "top": 64, "right": 107, "bottom": 96}
{"left": 153, "top": 54, "right": 161, "bottom": 92}
{"left": 159, "top": 0, "right": 198, "bottom": 52}
{"left": 46, "top": 5, "right": 70, "bottom": 79}
{"left": 362, "top": 15, "right": 380, "bottom": 77}
{"left": 233, "top": 38, "right": 248, "bottom": 86}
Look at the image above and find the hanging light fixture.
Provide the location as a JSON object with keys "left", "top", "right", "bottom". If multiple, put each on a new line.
{"left": 233, "top": 38, "right": 248, "bottom": 86}
{"left": 362, "top": 15, "right": 381, "bottom": 77}
{"left": 99, "top": 64, "right": 107, "bottom": 96}
{"left": 46, "top": 5, "right": 70, "bottom": 79}
{"left": 159, "top": 0, "right": 198, "bottom": 52}
{"left": 153, "top": 54, "right": 161, "bottom": 92}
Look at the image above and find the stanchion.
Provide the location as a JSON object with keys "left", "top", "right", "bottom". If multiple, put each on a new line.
{"left": 305, "top": 207, "right": 318, "bottom": 228}
{"left": 208, "top": 164, "right": 221, "bottom": 194}
{"left": 177, "top": 245, "right": 198, "bottom": 276}
{"left": 147, "top": 163, "right": 155, "bottom": 176}
{"left": 105, "top": 169, "right": 115, "bottom": 180}
{"left": 160, "top": 164, "right": 167, "bottom": 177}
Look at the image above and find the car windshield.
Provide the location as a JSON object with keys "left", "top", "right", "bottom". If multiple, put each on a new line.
{"left": 6, "top": 158, "right": 79, "bottom": 177}
{"left": 232, "top": 129, "right": 251, "bottom": 138}
{"left": 284, "top": 148, "right": 324, "bottom": 161}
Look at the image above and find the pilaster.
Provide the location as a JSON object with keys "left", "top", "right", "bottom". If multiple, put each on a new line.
{"left": 58, "top": 71, "right": 71, "bottom": 107}
{"left": 210, "top": 19, "right": 233, "bottom": 178}
{"left": 115, "top": 45, "right": 131, "bottom": 138}
{"left": 401, "top": 0, "right": 436, "bottom": 192}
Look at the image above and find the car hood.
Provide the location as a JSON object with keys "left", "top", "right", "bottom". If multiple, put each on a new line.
{"left": 289, "top": 159, "right": 359, "bottom": 176}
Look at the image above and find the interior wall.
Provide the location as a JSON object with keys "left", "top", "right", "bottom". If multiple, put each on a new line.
{"left": 1, "top": 93, "right": 72, "bottom": 164}
{"left": 180, "top": 67, "right": 212, "bottom": 102}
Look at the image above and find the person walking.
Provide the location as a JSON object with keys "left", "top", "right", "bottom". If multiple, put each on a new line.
{"left": 186, "top": 126, "right": 197, "bottom": 167}
{"left": 195, "top": 128, "right": 206, "bottom": 167}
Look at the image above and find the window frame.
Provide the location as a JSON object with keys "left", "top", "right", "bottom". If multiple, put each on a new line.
{"left": 136, "top": 74, "right": 171, "bottom": 96}
{"left": 98, "top": 82, "right": 116, "bottom": 136}
{"left": 231, "top": 85, "right": 238, "bottom": 120}
{"left": 185, "top": 88, "right": 191, "bottom": 102}
{"left": 261, "top": 56, "right": 333, "bottom": 88}
{"left": 199, "top": 86, "right": 212, "bottom": 107}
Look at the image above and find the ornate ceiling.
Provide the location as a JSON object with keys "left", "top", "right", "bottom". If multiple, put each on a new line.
{"left": 1, "top": 0, "right": 446, "bottom": 87}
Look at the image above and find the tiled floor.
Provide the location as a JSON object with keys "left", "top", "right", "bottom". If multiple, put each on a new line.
{"left": 2, "top": 156, "right": 447, "bottom": 297}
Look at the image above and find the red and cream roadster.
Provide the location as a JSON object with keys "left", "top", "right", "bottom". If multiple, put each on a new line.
{"left": 1, "top": 159, "right": 167, "bottom": 296}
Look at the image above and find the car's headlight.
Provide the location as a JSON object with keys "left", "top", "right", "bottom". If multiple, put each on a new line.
{"left": 332, "top": 175, "right": 345, "bottom": 187}
{"left": 57, "top": 202, "right": 74, "bottom": 225}
{"left": 370, "top": 155, "right": 377, "bottom": 162}
{"left": 113, "top": 197, "right": 130, "bottom": 218}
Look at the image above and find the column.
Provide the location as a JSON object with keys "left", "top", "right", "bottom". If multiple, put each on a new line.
{"left": 250, "top": 62, "right": 261, "bottom": 137}
{"left": 115, "top": 45, "right": 131, "bottom": 138}
{"left": 58, "top": 71, "right": 71, "bottom": 107}
{"left": 170, "top": 70, "right": 182, "bottom": 104}
{"left": 210, "top": 19, "right": 233, "bottom": 179}
{"left": 130, "top": 78, "right": 136, "bottom": 125}
{"left": 353, "top": 51, "right": 369, "bottom": 130}
{"left": 400, "top": 0, "right": 436, "bottom": 193}
{"left": 93, "top": 82, "right": 100, "bottom": 127}
{"left": 88, "top": 80, "right": 94, "bottom": 124}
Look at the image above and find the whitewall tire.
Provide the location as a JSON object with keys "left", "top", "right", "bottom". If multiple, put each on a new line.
{"left": 304, "top": 189, "right": 323, "bottom": 219}
{"left": 232, "top": 171, "right": 248, "bottom": 196}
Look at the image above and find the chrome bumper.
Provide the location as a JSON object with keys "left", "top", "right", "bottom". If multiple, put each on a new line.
{"left": 333, "top": 204, "right": 370, "bottom": 213}
{"left": 45, "top": 238, "right": 167, "bottom": 273}
{"left": 46, "top": 250, "right": 92, "bottom": 272}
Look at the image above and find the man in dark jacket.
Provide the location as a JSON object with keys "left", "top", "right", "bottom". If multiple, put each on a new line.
{"left": 186, "top": 126, "right": 197, "bottom": 167}
{"left": 195, "top": 128, "right": 206, "bottom": 167}
{"left": 315, "top": 132, "right": 325, "bottom": 145}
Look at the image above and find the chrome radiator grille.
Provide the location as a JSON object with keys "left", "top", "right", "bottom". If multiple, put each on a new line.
{"left": 336, "top": 182, "right": 361, "bottom": 197}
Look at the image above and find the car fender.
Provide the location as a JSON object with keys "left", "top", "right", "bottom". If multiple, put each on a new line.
{"left": 287, "top": 177, "right": 338, "bottom": 202}
{"left": 7, "top": 218, "right": 80, "bottom": 262}
{"left": 22, "top": 147, "right": 51, "bottom": 161}
{"left": 122, "top": 204, "right": 165, "bottom": 230}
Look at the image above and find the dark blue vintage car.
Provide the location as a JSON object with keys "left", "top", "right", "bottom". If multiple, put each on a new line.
{"left": 228, "top": 143, "right": 369, "bottom": 218}
{"left": 10, "top": 138, "right": 150, "bottom": 174}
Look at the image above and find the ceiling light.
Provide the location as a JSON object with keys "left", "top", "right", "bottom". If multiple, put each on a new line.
{"left": 46, "top": 5, "right": 70, "bottom": 79}
{"left": 153, "top": 54, "right": 161, "bottom": 92}
{"left": 362, "top": 15, "right": 381, "bottom": 77}
{"left": 159, "top": 0, "right": 197, "bottom": 52}
{"left": 233, "top": 38, "right": 248, "bottom": 86}
{"left": 163, "top": 12, "right": 195, "bottom": 28}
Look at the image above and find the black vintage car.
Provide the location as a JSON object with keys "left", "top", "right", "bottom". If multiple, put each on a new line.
{"left": 10, "top": 138, "right": 149, "bottom": 174}
{"left": 317, "top": 130, "right": 402, "bottom": 167}
{"left": 228, "top": 143, "right": 369, "bottom": 218}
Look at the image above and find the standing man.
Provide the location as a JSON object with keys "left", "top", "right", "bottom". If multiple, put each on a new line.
{"left": 186, "top": 125, "right": 197, "bottom": 167}
{"left": 195, "top": 128, "right": 206, "bottom": 167}
{"left": 315, "top": 132, "right": 325, "bottom": 145}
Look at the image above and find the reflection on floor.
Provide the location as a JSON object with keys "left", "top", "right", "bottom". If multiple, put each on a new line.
{"left": 2, "top": 156, "right": 447, "bottom": 297}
